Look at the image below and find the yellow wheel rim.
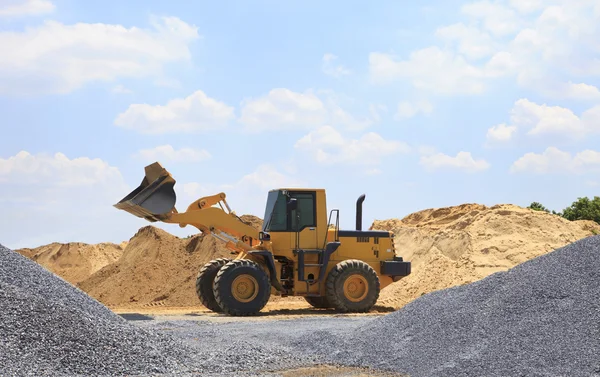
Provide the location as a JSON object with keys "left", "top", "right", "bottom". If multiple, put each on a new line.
{"left": 231, "top": 274, "right": 259, "bottom": 303}
{"left": 343, "top": 274, "right": 368, "bottom": 302}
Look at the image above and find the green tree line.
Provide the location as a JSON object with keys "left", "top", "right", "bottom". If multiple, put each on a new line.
{"left": 528, "top": 196, "right": 600, "bottom": 225}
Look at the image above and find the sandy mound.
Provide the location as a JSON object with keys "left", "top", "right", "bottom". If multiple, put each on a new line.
{"left": 238, "top": 214, "right": 263, "bottom": 230}
{"left": 78, "top": 214, "right": 263, "bottom": 308}
{"left": 372, "top": 203, "right": 598, "bottom": 309}
{"left": 16, "top": 242, "right": 123, "bottom": 285}
{"left": 78, "top": 227, "right": 230, "bottom": 308}
{"left": 575, "top": 219, "right": 600, "bottom": 234}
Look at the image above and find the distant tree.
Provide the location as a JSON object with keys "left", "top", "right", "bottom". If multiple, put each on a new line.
{"left": 560, "top": 196, "right": 600, "bottom": 225}
{"left": 528, "top": 202, "right": 550, "bottom": 212}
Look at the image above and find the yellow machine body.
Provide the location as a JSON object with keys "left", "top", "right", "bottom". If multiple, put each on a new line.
{"left": 114, "top": 162, "right": 411, "bottom": 315}
{"left": 255, "top": 189, "right": 399, "bottom": 297}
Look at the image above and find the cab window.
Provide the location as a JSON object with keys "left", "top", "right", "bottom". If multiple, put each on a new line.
{"left": 290, "top": 192, "right": 316, "bottom": 230}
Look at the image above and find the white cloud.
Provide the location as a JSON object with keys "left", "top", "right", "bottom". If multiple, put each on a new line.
{"left": 0, "top": 16, "right": 200, "bottom": 95}
{"left": 420, "top": 151, "right": 490, "bottom": 172}
{"left": 0, "top": 0, "right": 54, "bottom": 17}
{"left": 435, "top": 23, "right": 496, "bottom": 59}
{"left": 486, "top": 123, "right": 517, "bottom": 143}
{"left": 461, "top": 1, "right": 520, "bottom": 36}
{"left": 178, "top": 164, "right": 305, "bottom": 219}
{"left": 239, "top": 88, "right": 378, "bottom": 132}
{"left": 179, "top": 181, "right": 228, "bottom": 203}
{"left": 369, "top": 48, "right": 487, "bottom": 95}
{"left": 512, "top": 99, "right": 582, "bottom": 136}
{"left": 510, "top": 147, "right": 600, "bottom": 174}
{"left": 554, "top": 82, "right": 600, "bottom": 101}
{"left": 329, "top": 105, "right": 376, "bottom": 131}
{"left": 0, "top": 151, "right": 300, "bottom": 247}
{"left": 319, "top": 90, "right": 380, "bottom": 131}
{"left": 394, "top": 100, "right": 433, "bottom": 120}
{"left": 239, "top": 88, "right": 328, "bottom": 132}
{"left": 508, "top": 0, "right": 544, "bottom": 14}
{"left": 181, "top": 165, "right": 304, "bottom": 201}
{"left": 322, "top": 53, "right": 351, "bottom": 78}
{"left": 326, "top": 108, "right": 362, "bottom": 131}
{"left": 484, "top": 50, "right": 519, "bottom": 77}
{"left": 418, "top": 145, "right": 437, "bottom": 156}
{"left": 112, "top": 84, "right": 132, "bottom": 94}
{"left": 114, "top": 90, "right": 235, "bottom": 134}
{"left": 0, "top": 150, "right": 142, "bottom": 249}
{"left": 502, "top": 98, "right": 600, "bottom": 138}
{"left": 134, "top": 145, "right": 211, "bottom": 163}
{"left": 490, "top": 2, "right": 600, "bottom": 94}
{"left": 365, "top": 168, "right": 382, "bottom": 176}
{"left": 0, "top": 151, "right": 124, "bottom": 187}
{"left": 368, "top": 103, "right": 388, "bottom": 122}
{"left": 294, "top": 125, "right": 410, "bottom": 166}
{"left": 235, "top": 164, "right": 304, "bottom": 192}
{"left": 370, "top": 1, "right": 600, "bottom": 100}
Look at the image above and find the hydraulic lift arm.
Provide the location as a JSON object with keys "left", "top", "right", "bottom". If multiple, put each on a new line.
{"left": 114, "top": 162, "right": 260, "bottom": 253}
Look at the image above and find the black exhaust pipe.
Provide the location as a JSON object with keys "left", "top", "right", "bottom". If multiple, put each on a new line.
{"left": 356, "top": 194, "right": 365, "bottom": 231}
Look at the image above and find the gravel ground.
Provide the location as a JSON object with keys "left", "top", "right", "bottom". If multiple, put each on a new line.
{"left": 0, "top": 244, "right": 198, "bottom": 377}
{"left": 293, "top": 235, "right": 600, "bottom": 376}
{"left": 135, "top": 316, "right": 369, "bottom": 376}
{"left": 0, "top": 243, "right": 344, "bottom": 376}
{"left": 3, "top": 235, "right": 600, "bottom": 376}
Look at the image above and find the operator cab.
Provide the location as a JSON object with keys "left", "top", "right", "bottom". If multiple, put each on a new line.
{"left": 260, "top": 189, "right": 321, "bottom": 238}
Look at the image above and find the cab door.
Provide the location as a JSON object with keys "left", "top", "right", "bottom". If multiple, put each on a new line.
{"left": 288, "top": 191, "right": 318, "bottom": 250}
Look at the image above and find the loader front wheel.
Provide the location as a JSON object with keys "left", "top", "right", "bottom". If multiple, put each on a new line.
{"left": 196, "top": 258, "right": 232, "bottom": 312}
{"left": 325, "top": 260, "right": 380, "bottom": 313}
{"left": 213, "top": 259, "right": 271, "bottom": 316}
{"left": 304, "top": 296, "right": 332, "bottom": 309}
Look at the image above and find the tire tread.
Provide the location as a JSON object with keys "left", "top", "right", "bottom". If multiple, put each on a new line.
{"left": 325, "top": 259, "right": 380, "bottom": 313}
{"left": 214, "top": 259, "right": 270, "bottom": 316}
{"left": 195, "top": 258, "right": 231, "bottom": 312}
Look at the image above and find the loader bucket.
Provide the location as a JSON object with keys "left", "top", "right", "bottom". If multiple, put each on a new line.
{"left": 114, "top": 162, "right": 177, "bottom": 222}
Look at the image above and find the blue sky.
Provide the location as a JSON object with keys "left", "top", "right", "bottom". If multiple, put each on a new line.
{"left": 1, "top": 0, "right": 599, "bottom": 249}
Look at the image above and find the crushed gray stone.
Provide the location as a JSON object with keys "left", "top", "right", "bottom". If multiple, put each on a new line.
{"left": 3, "top": 235, "right": 600, "bottom": 376}
{"left": 295, "top": 235, "right": 600, "bottom": 377}
{"left": 0, "top": 244, "right": 197, "bottom": 377}
{"left": 135, "top": 316, "right": 352, "bottom": 375}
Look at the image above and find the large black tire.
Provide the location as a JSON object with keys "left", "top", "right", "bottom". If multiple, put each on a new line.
{"left": 196, "top": 258, "right": 232, "bottom": 312}
{"left": 304, "top": 296, "right": 332, "bottom": 309}
{"left": 325, "top": 260, "right": 380, "bottom": 313}
{"left": 213, "top": 259, "right": 271, "bottom": 316}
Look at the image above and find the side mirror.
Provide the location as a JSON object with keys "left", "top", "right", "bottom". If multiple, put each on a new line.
{"left": 287, "top": 198, "right": 297, "bottom": 212}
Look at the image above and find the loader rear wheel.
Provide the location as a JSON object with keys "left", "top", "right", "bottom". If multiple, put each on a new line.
{"left": 213, "top": 259, "right": 271, "bottom": 316}
{"left": 304, "top": 296, "right": 332, "bottom": 309}
{"left": 325, "top": 259, "right": 380, "bottom": 313}
{"left": 196, "top": 258, "right": 232, "bottom": 312}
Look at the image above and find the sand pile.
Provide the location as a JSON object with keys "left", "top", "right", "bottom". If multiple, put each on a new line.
{"left": 78, "top": 227, "right": 230, "bottom": 308}
{"left": 372, "top": 203, "right": 599, "bottom": 309}
{"left": 238, "top": 214, "right": 263, "bottom": 230}
{"left": 78, "top": 214, "right": 263, "bottom": 308}
{"left": 16, "top": 242, "right": 123, "bottom": 285}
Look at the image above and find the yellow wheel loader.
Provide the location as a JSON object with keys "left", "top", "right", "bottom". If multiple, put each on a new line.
{"left": 114, "top": 162, "right": 411, "bottom": 316}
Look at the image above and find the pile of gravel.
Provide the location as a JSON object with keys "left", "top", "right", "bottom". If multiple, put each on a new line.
{"left": 0, "top": 243, "right": 197, "bottom": 377}
{"left": 135, "top": 316, "right": 358, "bottom": 376}
{"left": 5, "top": 233, "right": 600, "bottom": 377}
{"left": 297, "top": 235, "right": 600, "bottom": 376}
